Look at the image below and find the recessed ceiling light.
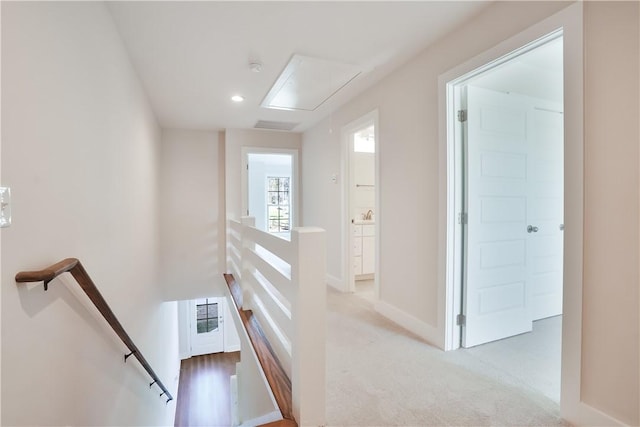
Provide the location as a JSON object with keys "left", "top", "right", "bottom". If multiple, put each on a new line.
{"left": 231, "top": 95, "right": 244, "bottom": 103}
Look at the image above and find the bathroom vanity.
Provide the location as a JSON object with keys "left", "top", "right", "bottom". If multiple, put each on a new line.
{"left": 352, "top": 220, "right": 375, "bottom": 279}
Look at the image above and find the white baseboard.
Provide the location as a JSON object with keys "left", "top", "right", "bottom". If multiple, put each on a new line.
{"left": 374, "top": 300, "right": 444, "bottom": 349}
{"left": 563, "top": 401, "right": 628, "bottom": 426}
{"left": 326, "top": 273, "right": 347, "bottom": 292}
{"left": 225, "top": 345, "right": 241, "bottom": 353}
{"left": 239, "top": 411, "right": 282, "bottom": 427}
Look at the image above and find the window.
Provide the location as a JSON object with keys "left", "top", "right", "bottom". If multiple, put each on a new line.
{"left": 196, "top": 299, "right": 218, "bottom": 334}
{"left": 353, "top": 125, "right": 375, "bottom": 153}
{"left": 267, "top": 176, "right": 290, "bottom": 233}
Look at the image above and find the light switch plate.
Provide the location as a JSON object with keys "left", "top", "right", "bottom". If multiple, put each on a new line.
{"left": 0, "top": 187, "right": 11, "bottom": 228}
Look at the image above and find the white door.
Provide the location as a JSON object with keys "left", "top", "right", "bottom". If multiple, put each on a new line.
{"left": 190, "top": 297, "right": 224, "bottom": 356}
{"left": 528, "top": 106, "right": 564, "bottom": 320}
{"left": 463, "top": 86, "right": 564, "bottom": 347}
{"left": 463, "top": 85, "right": 533, "bottom": 348}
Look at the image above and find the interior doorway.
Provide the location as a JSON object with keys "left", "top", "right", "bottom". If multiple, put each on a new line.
{"left": 447, "top": 32, "right": 564, "bottom": 400}
{"left": 343, "top": 111, "right": 379, "bottom": 296}
{"left": 242, "top": 149, "right": 299, "bottom": 239}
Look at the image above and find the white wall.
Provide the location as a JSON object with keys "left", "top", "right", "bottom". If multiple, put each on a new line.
{"left": 1, "top": 3, "right": 179, "bottom": 425}
{"left": 160, "top": 129, "right": 228, "bottom": 301}
{"left": 225, "top": 129, "right": 301, "bottom": 224}
{"left": 303, "top": 1, "right": 639, "bottom": 425}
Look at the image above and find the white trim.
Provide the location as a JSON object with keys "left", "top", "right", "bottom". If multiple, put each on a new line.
{"left": 178, "top": 300, "right": 192, "bottom": 360}
{"left": 238, "top": 411, "right": 283, "bottom": 427}
{"left": 224, "top": 344, "right": 241, "bottom": 353}
{"left": 326, "top": 273, "right": 346, "bottom": 292}
{"left": 231, "top": 374, "right": 239, "bottom": 426}
{"left": 563, "top": 402, "right": 627, "bottom": 427}
{"left": 374, "top": 300, "right": 442, "bottom": 348}
{"left": 341, "top": 110, "right": 380, "bottom": 296}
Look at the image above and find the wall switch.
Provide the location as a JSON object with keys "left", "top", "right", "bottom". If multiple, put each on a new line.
{"left": 0, "top": 187, "right": 11, "bottom": 228}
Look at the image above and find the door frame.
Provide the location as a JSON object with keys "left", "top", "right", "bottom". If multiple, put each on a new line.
{"left": 341, "top": 110, "right": 379, "bottom": 293}
{"left": 436, "top": 2, "right": 606, "bottom": 423}
{"left": 241, "top": 147, "right": 299, "bottom": 232}
{"left": 448, "top": 30, "right": 564, "bottom": 349}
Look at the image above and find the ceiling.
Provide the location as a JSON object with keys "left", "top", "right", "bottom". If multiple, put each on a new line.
{"left": 106, "top": 1, "right": 492, "bottom": 132}
{"left": 471, "top": 36, "right": 564, "bottom": 104}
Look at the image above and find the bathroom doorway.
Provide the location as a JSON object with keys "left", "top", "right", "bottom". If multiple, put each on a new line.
{"left": 343, "top": 111, "right": 379, "bottom": 297}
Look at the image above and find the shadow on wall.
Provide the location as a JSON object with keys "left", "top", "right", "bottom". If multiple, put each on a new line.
{"left": 160, "top": 219, "right": 228, "bottom": 302}
{"left": 12, "top": 271, "right": 163, "bottom": 398}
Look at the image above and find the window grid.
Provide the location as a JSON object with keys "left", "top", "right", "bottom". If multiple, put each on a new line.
{"left": 267, "top": 177, "right": 290, "bottom": 233}
{"left": 196, "top": 299, "right": 218, "bottom": 334}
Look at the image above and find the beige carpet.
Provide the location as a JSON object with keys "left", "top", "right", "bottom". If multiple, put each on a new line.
{"left": 326, "top": 287, "right": 565, "bottom": 426}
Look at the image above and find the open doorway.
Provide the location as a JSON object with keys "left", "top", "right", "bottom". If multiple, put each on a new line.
{"left": 242, "top": 149, "right": 299, "bottom": 239}
{"left": 447, "top": 32, "right": 564, "bottom": 402}
{"left": 177, "top": 297, "right": 240, "bottom": 360}
{"left": 190, "top": 297, "right": 224, "bottom": 356}
{"left": 342, "top": 111, "right": 379, "bottom": 298}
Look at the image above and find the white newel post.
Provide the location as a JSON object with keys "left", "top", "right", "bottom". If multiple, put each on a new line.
{"left": 291, "top": 227, "right": 326, "bottom": 427}
{"left": 240, "top": 216, "right": 256, "bottom": 310}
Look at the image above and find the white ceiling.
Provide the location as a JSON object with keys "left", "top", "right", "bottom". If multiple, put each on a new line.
{"left": 106, "top": 1, "right": 492, "bottom": 132}
{"left": 470, "top": 36, "right": 564, "bottom": 104}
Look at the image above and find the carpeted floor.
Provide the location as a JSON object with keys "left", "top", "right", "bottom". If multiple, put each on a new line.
{"left": 326, "top": 285, "right": 566, "bottom": 426}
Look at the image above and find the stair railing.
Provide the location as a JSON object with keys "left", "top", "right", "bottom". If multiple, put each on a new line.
{"left": 15, "top": 258, "right": 173, "bottom": 403}
{"left": 227, "top": 217, "right": 326, "bottom": 426}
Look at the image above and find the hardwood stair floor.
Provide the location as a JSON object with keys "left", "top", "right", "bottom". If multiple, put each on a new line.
{"left": 174, "top": 352, "right": 241, "bottom": 427}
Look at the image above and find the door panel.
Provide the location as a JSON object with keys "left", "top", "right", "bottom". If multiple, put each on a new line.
{"left": 528, "top": 107, "right": 564, "bottom": 320}
{"left": 463, "top": 86, "right": 533, "bottom": 348}
{"left": 463, "top": 86, "right": 564, "bottom": 347}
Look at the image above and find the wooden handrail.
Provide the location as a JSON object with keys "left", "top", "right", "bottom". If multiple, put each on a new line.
{"left": 15, "top": 258, "right": 173, "bottom": 403}
{"left": 224, "top": 274, "right": 296, "bottom": 426}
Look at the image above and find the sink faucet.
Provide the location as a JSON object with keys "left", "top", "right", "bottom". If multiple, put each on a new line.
{"left": 364, "top": 210, "right": 373, "bottom": 220}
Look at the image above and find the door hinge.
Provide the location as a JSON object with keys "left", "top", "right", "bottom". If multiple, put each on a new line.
{"left": 456, "top": 314, "right": 466, "bottom": 326}
{"left": 458, "top": 212, "right": 468, "bottom": 225}
{"left": 457, "top": 109, "right": 467, "bottom": 122}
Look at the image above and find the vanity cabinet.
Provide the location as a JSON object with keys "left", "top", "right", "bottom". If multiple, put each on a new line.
{"left": 353, "top": 223, "right": 375, "bottom": 277}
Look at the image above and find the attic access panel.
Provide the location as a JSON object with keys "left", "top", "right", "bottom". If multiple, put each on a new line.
{"left": 261, "top": 54, "right": 361, "bottom": 111}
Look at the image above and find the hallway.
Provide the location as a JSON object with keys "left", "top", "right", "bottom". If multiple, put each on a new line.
{"left": 326, "top": 288, "right": 564, "bottom": 426}
{"left": 175, "top": 288, "right": 562, "bottom": 426}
